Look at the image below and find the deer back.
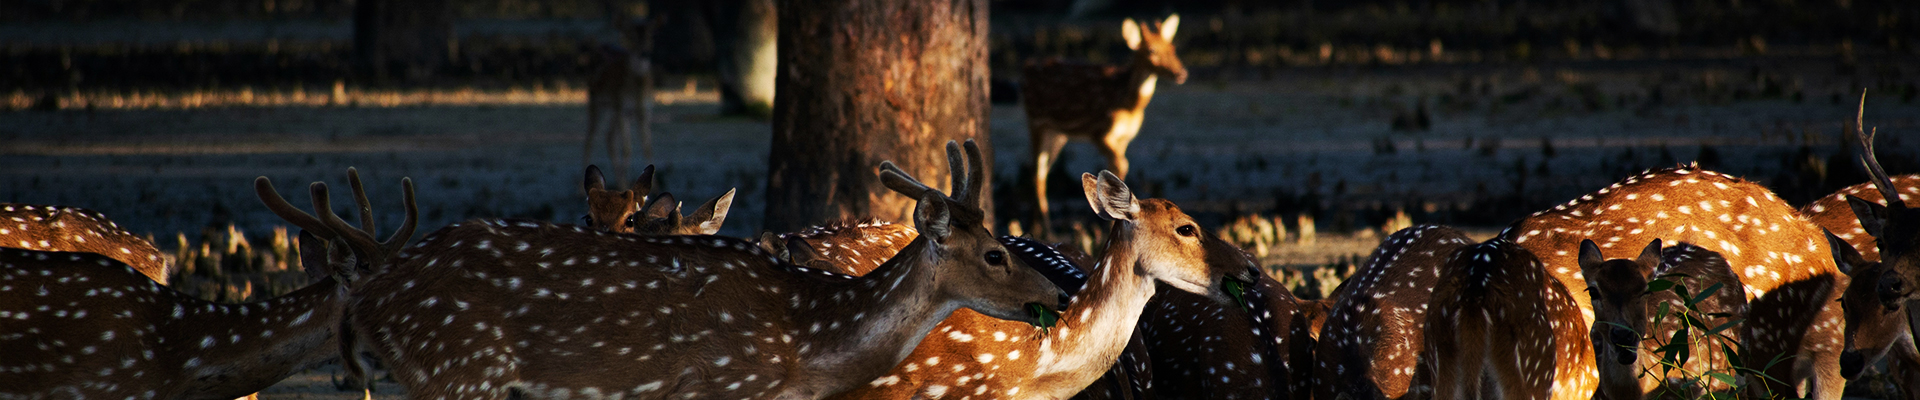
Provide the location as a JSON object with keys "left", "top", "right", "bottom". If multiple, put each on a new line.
{"left": 1314, "top": 225, "right": 1474, "bottom": 400}
{"left": 0, "top": 203, "right": 170, "bottom": 284}
{"left": 1425, "top": 238, "right": 1596, "bottom": 400}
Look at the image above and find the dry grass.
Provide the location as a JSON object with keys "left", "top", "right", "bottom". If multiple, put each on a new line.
{"left": 5, "top": 82, "right": 718, "bottom": 111}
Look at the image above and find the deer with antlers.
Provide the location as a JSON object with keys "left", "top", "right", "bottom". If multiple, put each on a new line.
{"left": 1424, "top": 237, "right": 1598, "bottom": 400}
{"left": 339, "top": 140, "right": 1067, "bottom": 399}
{"left": 1502, "top": 164, "right": 1848, "bottom": 399}
{"left": 0, "top": 168, "right": 415, "bottom": 399}
{"left": 1023, "top": 14, "right": 1186, "bottom": 231}
{"left": 1314, "top": 225, "right": 1476, "bottom": 400}
{"left": 0, "top": 204, "right": 172, "bottom": 284}
{"left": 1804, "top": 173, "right": 1920, "bottom": 398}
{"left": 831, "top": 170, "right": 1259, "bottom": 400}
{"left": 1581, "top": 239, "right": 1751, "bottom": 400}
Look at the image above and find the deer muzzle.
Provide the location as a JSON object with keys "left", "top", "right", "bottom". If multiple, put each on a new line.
{"left": 1607, "top": 326, "right": 1639, "bottom": 365}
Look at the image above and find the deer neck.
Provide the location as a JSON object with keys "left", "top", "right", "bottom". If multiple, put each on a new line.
{"left": 169, "top": 278, "right": 346, "bottom": 398}
{"left": 1124, "top": 59, "right": 1160, "bottom": 111}
{"left": 1028, "top": 225, "right": 1156, "bottom": 390}
{"left": 793, "top": 238, "right": 960, "bottom": 389}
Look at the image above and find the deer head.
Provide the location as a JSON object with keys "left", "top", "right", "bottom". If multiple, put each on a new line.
{"left": 582, "top": 164, "right": 653, "bottom": 233}
{"left": 633, "top": 189, "right": 736, "bottom": 236}
{"left": 1832, "top": 229, "right": 1918, "bottom": 379}
{"left": 1122, "top": 15, "right": 1187, "bottom": 84}
{"left": 1580, "top": 238, "right": 1662, "bottom": 367}
{"left": 1081, "top": 170, "right": 1257, "bottom": 304}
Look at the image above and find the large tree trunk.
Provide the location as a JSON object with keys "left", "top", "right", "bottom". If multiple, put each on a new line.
{"left": 763, "top": 0, "right": 992, "bottom": 232}
{"left": 352, "top": 0, "right": 453, "bottom": 81}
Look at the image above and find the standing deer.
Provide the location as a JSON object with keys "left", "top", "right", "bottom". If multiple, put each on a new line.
{"left": 830, "top": 170, "right": 1260, "bottom": 400}
{"left": 342, "top": 140, "right": 1068, "bottom": 399}
{"left": 1023, "top": 14, "right": 1186, "bottom": 231}
{"left": 1582, "top": 240, "right": 1750, "bottom": 400}
{"left": 584, "top": 16, "right": 657, "bottom": 183}
{"left": 0, "top": 168, "right": 416, "bottom": 399}
{"left": 1314, "top": 225, "right": 1475, "bottom": 400}
{"left": 1502, "top": 165, "right": 1848, "bottom": 399}
{"left": 1804, "top": 176, "right": 1920, "bottom": 398}
{"left": 0, "top": 203, "right": 172, "bottom": 284}
{"left": 1424, "top": 238, "right": 1597, "bottom": 400}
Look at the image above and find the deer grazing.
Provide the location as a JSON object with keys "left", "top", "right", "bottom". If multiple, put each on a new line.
{"left": 341, "top": 140, "right": 1067, "bottom": 399}
{"left": 1502, "top": 165, "right": 1848, "bottom": 399}
{"left": 1804, "top": 175, "right": 1920, "bottom": 397}
{"left": 1582, "top": 239, "right": 1750, "bottom": 399}
{"left": 0, "top": 204, "right": 172, "bottom": 284}
{"left": 0, "top": 168, "right": 417, "bottom": 399}
{"left": 1023, "top": 14, "right": 1186, "bottom": 230}
{"left": 832, "top": 170, "right": 1259, "bottom": 400}
{"left": 1314, "top": 225, "right": 1475, "bottom": 400}
{"left": 584, "top": 16, "right": 658, "bottom": 183}
{"left": 1424, "top": 237, "right": 1597, "bottom": 400}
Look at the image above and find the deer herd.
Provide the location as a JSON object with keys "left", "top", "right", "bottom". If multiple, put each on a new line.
{"left": 3, "top": 13, "right": 1919, "bottom": 400}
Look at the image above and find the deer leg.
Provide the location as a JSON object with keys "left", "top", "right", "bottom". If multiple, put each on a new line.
{"left": 1031, "top": 131, "right": 1070, "bottom": 233}
{"left": 609, "top": 94, "right": 628, "bottom": 183}
{"left": 640, "top": 73, "right": 655, "bottom": 160}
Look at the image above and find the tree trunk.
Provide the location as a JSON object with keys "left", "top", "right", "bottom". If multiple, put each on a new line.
{"left": 712, "top": 0, "right": 778, "bottom": 117}
{"left": 763, "top": 0, "right": 992, "bottom": 233}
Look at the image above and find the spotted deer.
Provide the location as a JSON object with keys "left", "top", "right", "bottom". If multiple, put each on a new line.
{"left": 1804, "top": 177, "right": 1920, "bottom": 398}
{"left": 758, "top": 220, "right": 919, "bottom": 275}
{"left": 1582, "top": 239, "right": 1750, "bottom": 400}
{"left": 1502, "top": 165, "right": 1847, "bottom": 399}
{"left": 341, "top": 140, "right": 1067, "bottom": 399}
{"left": 0, "top": 203, "right": 171, "bottom": 284}
{"left": 1424, "top": 238, "right": 1598, "bottom": 400}
{"left": 1139, "top": 264, "right": 1309, "bottom": 400}
{"left": 0, "top": 169, "right": 417, "bottom": 399}
{"left": 1024, "top": 14, "right": 1186, "bottom": 230}
{"left": 582, "top": 164, "right": 654, "bottom": 233}
{"left": 584, "top": 16, "right": 657, "bottom": 182}
{"left": 831, "top": 170, "right": 1259, "bottom": 399}
{"left": 1314, "top": 225, "right": 1475, "bottom": 400}
{"left": 630, "top": 189, "right": 737, "bottom": 236}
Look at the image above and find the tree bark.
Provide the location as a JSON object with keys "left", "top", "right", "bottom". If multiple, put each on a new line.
{"left": 712, "top": 0, "right": 778, "bottom": 117}
{"left": 764, "top": 0, "right": 992, "bottom": 233}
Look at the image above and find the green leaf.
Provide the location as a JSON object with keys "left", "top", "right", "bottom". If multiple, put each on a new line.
{"left": 1706, "top": 318, "right": 1744, "bottom": 336}
{"left": 1689, "top": 282, "right": 1724, "bottom": 307}
{"left": 1646, "top": 278, "right": 1676, "bottom": 292}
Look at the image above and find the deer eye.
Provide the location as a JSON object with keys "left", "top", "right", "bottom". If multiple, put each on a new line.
{"left": 580, "top": 214, "right": 593, "bottom": 225}
{"left": 985, "top": 250, "right": 1007, "bottom": 266}
{"left": 1176, "top": 225, "right": 1197, "bottom": 237}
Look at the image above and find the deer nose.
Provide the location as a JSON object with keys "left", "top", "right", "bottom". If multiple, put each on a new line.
{"left": 1878, "top": 277, "right": 1908, "bottom": 310}
{"left": 1840, "top": 350, "right": 1865, "bottom": 379}
{"left": 1607, "top": 326, "right": 1639, "bottom": 365}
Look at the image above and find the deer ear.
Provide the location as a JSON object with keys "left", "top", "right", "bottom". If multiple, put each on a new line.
{"left": 296, "top": 230, "right": 333, "bottom": 282}
{"left": 1159, "top": 14, "right": 1180, "bottom": 40}
{"left": 1121, "top": 18, "right": 1143, "bottom": 50}
{"left": 757, "top": 231, "right": 789, "bottom": 261}
{"left": 787, "top": 237, "right": 824, "bottom": 265}
{"left": 1634, "top": 239, "right": 1663, "bottom": 274}
{"left": 585, "top": 165, "right": 607, "bottom": 192}
{"left": 642, "top": 192, "right": 678, "bottom": 222}
{"left": 1848, "top": 195, "right": 1889, "bottom": 240}
{"left": 632, "top": 164, "right": 656, "bottom": 200}
{"left": 1082, "top": 171, "right": 1139, "bottom": 222}
{"left": 687, "top": 189, "right": 736, "bottom": 235}
{"left": 914, "top": 192, "right": 954, "bottom": 243}
{"left": 1578, "top": 239, "right": 1605, "bottom": 272}
{"left": 1826, "top": 229, "right": 1866, "bottom": 276}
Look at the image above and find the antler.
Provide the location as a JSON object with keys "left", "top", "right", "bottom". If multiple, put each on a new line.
{"left": 879, "top": 139, "right": 985, "bottom": 207}
{"left": 255, "top": 168, "right": 418, "bottom": 274}
{"left": 1856, "top": 93, "right": 1904, "bottom": 210}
